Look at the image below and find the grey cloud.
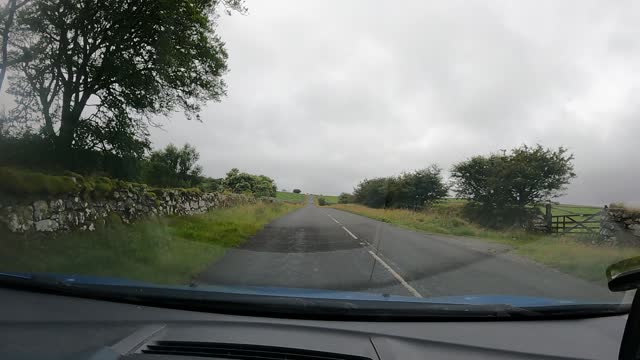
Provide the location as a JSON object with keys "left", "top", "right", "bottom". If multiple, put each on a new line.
{"left": 147, "top": 0, "right": 640, "bottom": 204}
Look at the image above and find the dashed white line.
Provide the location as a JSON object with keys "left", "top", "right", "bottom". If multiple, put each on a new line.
{"left": 342, "top": 226, "right": 358, "bottom": 239}
{"left": 368, "top": 250, "right": 423, "bottom": 298}
{"left": 326, "top": 214, "right": 341, "bottom": 224}
{"left": 326, "top": 213, "right": 422, "bottom": 298}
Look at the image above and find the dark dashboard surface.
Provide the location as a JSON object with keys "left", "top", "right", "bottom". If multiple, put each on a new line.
{"left": 0, "top": 288, "right": 626, "bottom": 360}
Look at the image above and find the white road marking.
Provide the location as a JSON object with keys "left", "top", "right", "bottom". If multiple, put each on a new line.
{"left": 326, "top": 214, "right": 341, "bottom": 224}
{"left": 342, "top": 226, "right": 358, "bottom": 239}
{"left": 368, "top": 250, "right": 423, "bottom": 298}
{"left": 327, "top": 213, "right": 421, "bottom": 298}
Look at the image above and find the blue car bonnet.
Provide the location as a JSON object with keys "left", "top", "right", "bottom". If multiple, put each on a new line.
{"left": 1, "top": 271, "right": 585, "bottom": 307}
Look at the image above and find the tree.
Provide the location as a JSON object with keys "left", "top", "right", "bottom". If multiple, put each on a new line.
{"left": 254, "top": 175, "right": 277, "bottom": 198}
{"left": 0, "top": 0, "right": 30, "bottom": 91}
{"left": 143, "top": 143, "right": 203, "bottom": 188}
{"left": 292, "top": 188, "right": 301, "bottom": 194}
{"left": 352, "top": 166, "right": 448, "bottom": 209}
{"left": 196, "top": 176, "right": 223, "bottom": 192}
{"left": 450, "top": 145, "right": 576, "bottom": 209}
{"left": 338, "top": 192, "right": 353, "bottom": 204}
{"left": 7, "top": 0, "right": 245, "bottom": 165}
{"left": 353, "top": 177, "right": 390, "bottom": 208}
{"left": 222, "top": 168, "right": 277, "bottom": 197}
{"left": 394, "top": 166, "right": 448, "bottom": 208}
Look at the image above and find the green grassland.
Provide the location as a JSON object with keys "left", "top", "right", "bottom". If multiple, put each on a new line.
{"left": 276, "top": 191, "right": 306, "bottom": 202}
{"left": 0, "top": 202, "right": 301, "bottom": 284}
{"left": 331, "top": 203, "right": 638, "bottom": 284}
{"left": 315, "top": 194, "right": 339, "bottom": 204}
{"left": 549, "top": 204, "right": 601, "bottom": 216}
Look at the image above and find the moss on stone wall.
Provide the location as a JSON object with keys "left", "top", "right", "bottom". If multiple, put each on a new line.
{"left": 0, "top": 167, "right": 147, "bottom": 200}
{"left": 0, "top": 167, "right": 79, "bottom": 195}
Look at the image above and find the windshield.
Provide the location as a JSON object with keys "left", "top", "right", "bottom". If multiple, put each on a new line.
{"left": 0, "top": 0, "right": 638, "bottom": 316}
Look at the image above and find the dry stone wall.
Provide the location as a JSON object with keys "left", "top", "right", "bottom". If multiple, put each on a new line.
{"left": 600, "top": 206, "right": 640, "bottom": 245}
{"left": 0, "top": 187, "right": 255, "bottom": 233}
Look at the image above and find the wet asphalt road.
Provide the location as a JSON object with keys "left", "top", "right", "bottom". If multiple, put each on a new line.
{"left": 198, "top": 198, "right": 618, "bottom": 301}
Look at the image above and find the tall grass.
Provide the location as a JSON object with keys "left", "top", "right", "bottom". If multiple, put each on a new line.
{"left": 332, "top": 203, "right": 640, "bottom": 283}
{"left": 0, "top": 202, "right": 301, "bottom": 284}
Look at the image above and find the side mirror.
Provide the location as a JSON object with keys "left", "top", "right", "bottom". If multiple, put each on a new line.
{"left": 606, "top": 257, "right": 640, "bottom": 360}
{"left": 607, "top": 257, "right": 640, "bottom": 292}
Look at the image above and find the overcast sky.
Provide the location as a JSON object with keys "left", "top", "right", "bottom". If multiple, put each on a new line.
{"left": 149, "top": 1, "right": 638, "bottom": 205}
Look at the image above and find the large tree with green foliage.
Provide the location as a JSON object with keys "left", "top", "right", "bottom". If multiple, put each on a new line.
{"left": 450, "top": 144, "right": 576, "bottom": 209}
{"left": 143, "top": 143, "right": 202, "bottom": 188}
{"left": 7, "top": 0, "right": 245, "bottom": 163}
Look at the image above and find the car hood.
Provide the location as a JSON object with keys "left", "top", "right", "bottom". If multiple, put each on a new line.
{"left": 1, "top": 272, "right": 585, "bottom": 307}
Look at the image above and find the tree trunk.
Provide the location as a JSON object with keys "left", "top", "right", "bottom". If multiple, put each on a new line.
{"left": 0, "top": 0, "right": 18, "bottom": 92}
{"left": 54, "top": 114, "right": 76, "bottom": 167}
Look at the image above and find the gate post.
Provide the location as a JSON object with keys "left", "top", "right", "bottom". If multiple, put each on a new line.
{"left": 545, "top": 203, "right": 552, "bottom": 233}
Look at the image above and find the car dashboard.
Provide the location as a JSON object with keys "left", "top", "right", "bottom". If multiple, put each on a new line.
{"left": 0, "top": 288, "right": 626, "bottom": 360}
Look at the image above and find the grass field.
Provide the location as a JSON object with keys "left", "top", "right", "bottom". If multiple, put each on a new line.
{"left": 0, "top": 202, "right": 301, "bottom": 285}
{"left": 543, "top": 204, "right": 602, "bottom": 234}
{"left": 315, "top": 194, "right": 339, "bottom": 204}
{"left": 276, "top": 191, "right": 306, "bottom": 203}
{"left": 331, "top": 203, "right": 639, "bottom": 283}
{"left": 548, "top": 204, "right": 601, "bottom": 216}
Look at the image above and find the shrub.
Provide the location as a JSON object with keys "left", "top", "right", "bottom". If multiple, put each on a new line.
{"left": 352, "top": 165, "right": 448, "bottom": 209}
{"left": 222, "top": 168, "right": 277, "bottom": 197}
{"left": 462, "top": 202, "right": 542, "bottom": 229}
{"left": 338, "top": 192, "right": 354, "bottom": 204}
{"left": 451, "top": 145, "right": 575, "bottom": 228}
{"left": 143, "top": 143, "right": 203, "bottom": 188}
{"left": 451, "top": 145, "right": 575, "bottom": 209}
{"left": 317, "top": 197, "right": 327, "bottom": 206}
{"left": 197, "top": 177, "right": 223, "bottom": 192}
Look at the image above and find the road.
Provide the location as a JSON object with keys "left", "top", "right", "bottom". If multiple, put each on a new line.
{"left": 198, "top": 198, "right": 618, "bottom": 301}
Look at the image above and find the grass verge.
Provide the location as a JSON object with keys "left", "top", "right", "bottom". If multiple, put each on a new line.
{"left": 0, "top": 202, "right": 301, "bottom": 285}
{"left": 331, "top": 203, "right": 640, "bottom": 284}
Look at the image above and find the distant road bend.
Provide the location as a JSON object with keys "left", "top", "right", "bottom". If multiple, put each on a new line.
{"left": 199, "top": 197, "right": 615, "bottom": 301}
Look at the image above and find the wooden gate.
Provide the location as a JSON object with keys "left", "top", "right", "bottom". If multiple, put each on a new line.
{"left": 549, "top": 211, "right": 601, "bottom": 235}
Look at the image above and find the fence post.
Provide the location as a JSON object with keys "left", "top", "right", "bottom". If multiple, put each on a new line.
{"left": 545, "top": 203, "right": 552, "bottom": 233}
{"left": 599, "top": 205, "right": 609, "bottom": 243}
